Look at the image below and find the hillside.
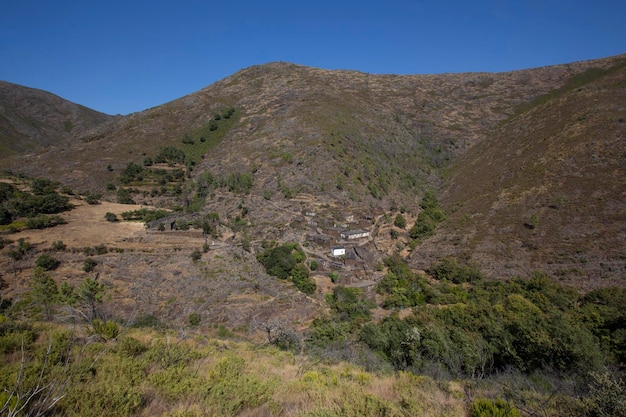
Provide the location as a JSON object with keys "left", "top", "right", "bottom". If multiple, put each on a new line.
{"left": 0, "top": 81, "right": 114, "bottom": 157}
{"left": 0, "top": 55, "right": 624, "bottom": 289}
{"left": 412, "top": 59, "right": 626, "bottom": 289}
{"left": 1, "top": 56, "right": 626, "bottom": 417}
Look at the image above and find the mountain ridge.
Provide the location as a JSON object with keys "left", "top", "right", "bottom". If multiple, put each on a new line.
{"left": 0, "top": 80, "right": 114, "bottom": 157}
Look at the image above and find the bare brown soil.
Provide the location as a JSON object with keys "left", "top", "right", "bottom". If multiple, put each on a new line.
{"left": 17, "top": 200, "right": 155, "bottom": 249}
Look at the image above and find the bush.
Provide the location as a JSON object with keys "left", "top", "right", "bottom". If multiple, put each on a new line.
{"left": 117, "top": 188, "right": 135, "bottom": 204}
{"left": 394, "top": 213, "right": 407, "bottom": 229}
{"left": 104, "top": 212, "right": 118, "bottom": 222}
{"left": 120, "top": 162, "right": 144, "bottom": 184}
{"left": 427, "top": 258, "right": 484, "bottom": 283}
{"left": 89, "top": 319, "right": 120, "bottom": 341}
{"left": 291, "top": 263, "right": 316, "bottom": 295}
{"left": 83, "top": 192, "right": 102, "bottom": 204}
{"left": 408, "top": 191, "right": 445, "bottom": 241}
{"left": 257, "top": 244, "right": 301, "bottom": 280}
{"left": 257, "top": 243, "right": 316, "bottom": 294}
{"left": 118, "top": 336, "right": 148, "bottom": 357}
{"left": 408, "top": 211, "right": 436, "bottom": 240}
{"left": 83, "top": 258, "right": 98, "bottom": 273}
{"left": 584, "top": 370, "right": 626, "bottom": 417}
{"left": 35, "top": 253, "right": 60, "bottom": 271}
{"left": 327, "top": 286, "right": 374, "bottom": 322}
{"left": 51, "top": 240, "right": 66, "bottom": 251}
{"left": 469, "top": 398, "right": 521, "bottom": 417}
{"left": 191, "top": 249, "right": 202, "bottom": 262}
{"left": 26, "top": 214, "right": 66, "bottom": 229}
{"left": 188, "top": 313, "right": 201, "bottom": 326}
{"left": 155, "top": 146, "right": 186, "bottom": 165}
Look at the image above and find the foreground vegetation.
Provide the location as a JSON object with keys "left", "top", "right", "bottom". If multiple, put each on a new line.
{"left": 1, "top": 250, "right": 624, "bottom": 416}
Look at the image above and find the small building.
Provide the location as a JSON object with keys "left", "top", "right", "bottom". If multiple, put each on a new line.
{"left": 331, "top": 245, "right": 346, "bottom": 257}
{"left": 308, "top": 234, "right": 332, "bottom": 244}
{"left": 340, "top": 229, "right": 370, "bottom": 240}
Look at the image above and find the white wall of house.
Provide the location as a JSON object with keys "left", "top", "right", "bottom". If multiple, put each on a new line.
{"left": 331, "top": 246, "right": 346, "bottom": 257}
{"left": 340, "top": 230, "right": 370, "bottom": 239}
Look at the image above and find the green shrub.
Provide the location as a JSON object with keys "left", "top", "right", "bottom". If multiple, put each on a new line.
{"left": 83, "top": 258, "right": 98, "bottom": 273}
{"left": 116, "top": 188, "right": 135, "bottom": 204}
{"left": 188, "top": 313, "right": 201, "bottom": 326}
{"left": 51, "top": 240, "right": 66, "bottom": 251}
{"left": 327, "top": 286, "right": 374, "bottom": 322}
{"left": 94, "top": 244, "right": 108, "bottom": 255}
{"left": 131, "top": 314, "right": 160, "bottom": 328}
{"left": 408, "top": 191, "right": 445, "bottom": 241}
{"left": 257, "top": 243, "right": 302, "bottom": 280}
{"left": 155, "top": 146, "right": 186, "bottom": 165}
{"left": 83, "top": 192, "right": 102, "bottom": 204}
{"left": 26, "top": 214, "right": 66, "bottom": 229}
{"left": 0, "top": 321, "right": 37, "bottom": 353}
{"left": 394, "top": 213, "right": 407, "bottom": 229}
{"left": 408, "top": 211, "right": 436, "bottom": 240}
{"left": 291, "top": 263, "right": 316, "bottom": 295}
{"left": 203, "top": 354, "right": 275, "bottom": 415}
{"left": 118, "top": 336, "right": 147, "bottom": 357}
{"left": 257, "top": 243, "right": 316, "bottom": 294}
{"left": 120, "top": 208, "right": 169, "bottom": 222}
{"left": 376, "top": 254, "right": 428, "bottom": 308}
{"left": 104, "top": 212, "right": 118, "bottom": 222}
{"left": 469, "top": 398, "right": 521, "bottom": 417}
{"left": 90, "top": 319, "right": 120, "bottom": 341}
{"left": 120, "top": 162, "right": 144, "bottom": 184}
{"left": 427, "top": 258, "right": 484, "bottom": 283}
{"left": 35, "top": 253, "right": 60, "bottom": 270}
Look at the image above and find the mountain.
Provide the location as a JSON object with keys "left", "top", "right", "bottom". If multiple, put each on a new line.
{"left": 0, "top": 81, "right": 114, "bottom": 157}
{"left": 412, "top": 60, "right": 626, "bottom": 289}
{"left": 0, "top": 55, "right": 624, "bottom": 291}
{"left": 2, "top": 56, "right": 625, "bottom": 417}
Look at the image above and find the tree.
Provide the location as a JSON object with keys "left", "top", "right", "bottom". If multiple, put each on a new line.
{"left": 394, "top": 213, "right": 407, "bottom": 229}
{"left": 408, "top": 211, "right": 436, "bottom": 240}
{"left": 31, "top": 267, "right": 58, "bottom": 320}
{"left": 78, "top": 277, "right": 105, "bottom": 321}
{"left": 291, "top": 263, "right": 316, "bottom": 295}
{"left": 327, "top": 286, "right": 374, "bottom": 322}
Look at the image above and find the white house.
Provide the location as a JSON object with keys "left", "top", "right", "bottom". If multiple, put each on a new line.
{"left": 331, "top": 245, "right": 346, "bottom": 257}
{"left": 340, "top": 229, "right": 370, "bottom": 240}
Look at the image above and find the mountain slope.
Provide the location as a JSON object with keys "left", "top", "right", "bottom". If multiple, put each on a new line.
{"left": 0, "top": 59, "right": 610, "bottom": 197}
{"left": 0, "top": 55, "right": 624, "bottom": 291}
{"left": 0, "top": 81, "right": 113, "bottom": 158}
{"left": 411, "top": 58, "right": 626, "bottom": 289}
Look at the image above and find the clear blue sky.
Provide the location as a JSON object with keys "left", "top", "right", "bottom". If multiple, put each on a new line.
{"left": 1, "top": 0, "right": 624, "bottom": 115}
